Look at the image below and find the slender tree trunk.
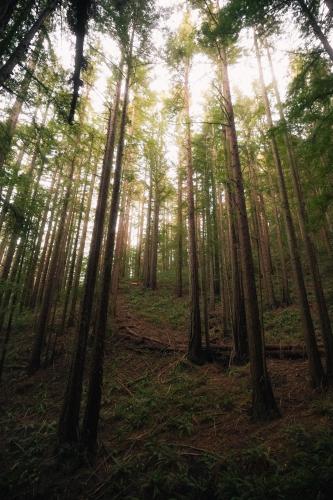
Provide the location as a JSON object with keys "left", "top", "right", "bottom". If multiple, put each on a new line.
{"left": 81, "top": 47, "right": 133, "bottom": 448}
{"left": 176, "top": 161, "right": 183, "bottom": 297}
{"left": 57, "top": 63, "right": 123, "bottom": 444}
{"left": 223, "top": 127, "right": 247, "bottom": 359}
{"left": 266, "top": 40, "right": 333, "bottom": 379}
{"left": 135, "top": 198, "right": 145, "bottom": 279}
{"left": 67, "top": 161, "right": 97, "bottom": 327}
{"left": 296, "top": 0, "right": 333, "bottom": 63}
{"left": 254, "top": 33, "right": 324, "bottom": 387}
{"left": 184, "top": 57, "right": 203, "bottom": 364}
{"left": 143, "top": 169, "right": 152, "bottom": 288}
{"left": 27, "top": 156, "right": 76, "bottom": 375}
{"left": 149, "top": 196, "right": 159, "bottom": 290}
{"left": 30, "top": 178, "right": 62, "bottom": 309}
{"left": 219, "top": 43, "right": 278, "bottom": 418}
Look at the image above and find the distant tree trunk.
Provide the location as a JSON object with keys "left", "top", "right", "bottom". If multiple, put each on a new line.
{"left": 81, "top": 43, "right": 133, "bottom": 448}
{"left": 0, "top": 238, "right": 25, "bottom": 378}
{"left": 135, "top": 198, "right": 145, "bottom": 279}
{"left": 22, "top": 165, "right": 56, "bottom": 307}
{"left": 200, "top": 211, "right": 210, "bottom": 349}
{"left": 59, "top": 174, "right": 88, "bottom": 335}
{"left": 27, "top": 156, "right": 76, "bottom": 375}
{"left": 219, "top": 43, "right": 279, "bottom": 418}
{"left": 184, "top": 57, "right": 203, "bottom": 364}
{"left": 30, "top": 176, "right": 62, "bottom": 309}
{"left": 58, "top": 63, "right": 123, "bottom": 444}
{"left": 176, "top": 162, "right": 183, "bottom": 297}
{"left": 110, "top": 187, "right": 130, "bottom": 317}
{"left": 149, "top": 196, "right": 160, "bottom": 290}
{"left": 0, "top": 0, "right": 58, "bottom": 86}
{"left": 254, "top": 33, "right": 325, "bottom": 387}
{"left": 143, "top": 170, "right": 152, "bottom": 288}
{"left": 216, "top": 184, "right": 229, "bottom": 334}
{"left": 248, "top": 159, "right": 277, "bottom": 309}
{"left": 67, "top": 159, "right": 97, "bottom": 327}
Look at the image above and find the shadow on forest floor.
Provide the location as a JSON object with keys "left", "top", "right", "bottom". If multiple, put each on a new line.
{"left": 1, "top": 277, "right": 333, "bottom": 498}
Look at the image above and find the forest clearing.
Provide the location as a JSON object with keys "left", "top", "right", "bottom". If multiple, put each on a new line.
{"left": 1, "top": 0, "right": 333, "bottom": 499}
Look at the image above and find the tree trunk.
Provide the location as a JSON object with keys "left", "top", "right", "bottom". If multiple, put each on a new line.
{"left": 81, "top": 45, "right": 133, "bottom": 449}
{"left": 149, "top": 196, "right": 159, "bottom": 290}
{"left": 143, "top": 169, "right": 152, "bottom": 288}
{"left": 67, "top": 160, "right": 97, "bottom": 327}
{"left": 184, "top": 57, "right": 203, "bottom": 364}
{"left": 219, "top": 43, "right": 279, "bottom": 418}
{"left": 27, "top": 156, "right": 76, "bottom": 375}
{"left": 254, "top": 33, "right": 324, "bottom": 387}
{"left": 58, "top": 63, "right": 123, "bottom": 444}
{"left": 297, "top": 0, "right": 333, "bottom": 63}
{"left": 266, "top": 40, "right": 333, "bottom": 379}
{"left": 176, "top": 161, "right": 183, "bottom": 297}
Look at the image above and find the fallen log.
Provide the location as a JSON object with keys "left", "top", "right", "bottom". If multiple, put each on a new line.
{"left": 114, "top": 328, "right": 312, "bottom": 360}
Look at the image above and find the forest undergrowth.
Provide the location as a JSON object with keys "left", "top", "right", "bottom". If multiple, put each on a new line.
{"left": 1, "top": 268, "right": 333, "bottom": 500}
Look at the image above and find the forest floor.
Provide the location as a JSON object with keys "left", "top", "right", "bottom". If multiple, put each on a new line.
{"left": 2, "top": 274, "right": 333, "bottom": 499}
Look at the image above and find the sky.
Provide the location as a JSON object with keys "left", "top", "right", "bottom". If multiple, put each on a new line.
{"left": 53, "top": 0, "right": 297, "bottom": 126}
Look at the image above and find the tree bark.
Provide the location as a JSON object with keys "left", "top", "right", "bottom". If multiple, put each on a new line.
{"left": 81, "top": 45, "right": 133, "bottom": 448}
{"left": 184, "top": 57, "right": 203, "bottom": 364}
{"left": 254, "top": 33, "right": 325, "bottom": 387}
{"left": 265, "top": 40, "right": 333, "bottom": 379}
{"left": 297, "top": 0, "right": 333, "bottom": 63}
{"left": 58, "top": 63, "right": 123, "bottom": 444}
{"left": 219, "top": 43, "right": 279, "bottom": 418}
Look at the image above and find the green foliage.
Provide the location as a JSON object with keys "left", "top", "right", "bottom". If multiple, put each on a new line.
{"left": 166, "top": 11, "right": 197, "bottom": 68}
{"left": 122, "top": 279, "right": 188, "bottom": 329}
{"left": 264, "top": 306, "right": 303, "bottom": 343}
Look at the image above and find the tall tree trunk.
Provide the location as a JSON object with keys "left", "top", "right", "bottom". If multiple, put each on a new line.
{"left": 149, "top": 196, "right": 159, "bottom": 290}
{"left": 254, "top": 33, "right": 325, "bottom": 387}
{"left": 111, "top": 189, "right": 130, "bottom": 316}
{"left": 184, "top": 57, "right": 203, "bottom": 364}
{"left": 223, "top": 126, "right": 247, "bottom": 359}
{"left": 265, "top": 40, "right": 333, "bottom": 379}
{"left": 81, "top": 46, "right": 133, "bottom": 448}
{"left": 219, "top": 43, "right": 278, "bottom": 418}
{"left": 143, "top": 169, "right": 152, "bottom": 288}
{"left": 296, "top": 0, "right": 333, "bottom": 63}
{"left": 58, "top": 63, "right": 123, "bottom": 444}
{"left": 67, "top": 160, "right": 97, "bottom": 327}
{"left": 135, "top": 197, "right": 145, "bottom": 279}
{"left": 176, "top": 161, "right": 183, "bottom": 297}
{"left": 27, "top": 157, "right": 76, "bottom": 374}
